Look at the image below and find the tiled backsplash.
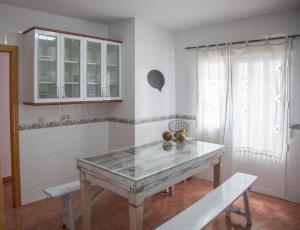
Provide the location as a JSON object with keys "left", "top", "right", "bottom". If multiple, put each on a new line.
{"left": 20, "top": 122, "right": 109, "bottom": 204}
{"left": 19, "top": 115, "right": 196, "bottom": 130}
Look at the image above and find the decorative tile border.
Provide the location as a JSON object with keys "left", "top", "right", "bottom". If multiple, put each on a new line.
{"left": 19, "top": 115, "right": 196, "bottom": 131}
{"left": 134, "top": 115, "right": 196, "bottom": 124}
{"left": 19, "top": 117, "right": 109, "bottom": 130}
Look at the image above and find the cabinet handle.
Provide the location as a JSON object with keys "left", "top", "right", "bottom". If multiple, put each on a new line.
{"left": 57, "top": 86, "right": 60, "bottom": 98}
{"left": 105, "top": 87, "right": 108, "bottom": 97}
{"left": 62, "top": 86, "right": 65, "bottom": 98}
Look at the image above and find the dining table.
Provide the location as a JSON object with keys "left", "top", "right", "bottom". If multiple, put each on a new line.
{"left": 77, "top": 139, "right": 224, "bottom": 230}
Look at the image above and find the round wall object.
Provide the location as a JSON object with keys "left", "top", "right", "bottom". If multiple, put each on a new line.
{"left": 147, "top": 70, "right": 165, "bottom": 91}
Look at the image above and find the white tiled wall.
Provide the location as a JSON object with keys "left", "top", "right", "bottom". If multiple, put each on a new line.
{"left": 108, "top": 18, "right": 176, "bottom": 148}
{"left": 134, "top": 19, "right": 176, "bottom": 120}
{"left": 133, "top": 19, "right": 176, "bottom": 145}
{"left": 0, "top": 3, "right": 111, "bottom": 204}
{"left": 287, "top": 38, "right": 300, "bottom": 203}
{"left": 19, "top": 122, "right": 108, "bottom": 204}
{"left": 107, "top": 19, "right": 136, "bottom": 150}
{"left": 108, "top": 18, "right": 136, "bottom": 121}
{"left": 174, "top": 8, "right": 300, "bottom": 202}
{"left": 135, "top": 120, "right": 170, "bottom": 146}
{"left": 108, "top": 122, "right": 135, "bottom": 151}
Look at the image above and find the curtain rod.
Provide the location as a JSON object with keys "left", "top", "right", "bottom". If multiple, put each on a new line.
{"left": 185, "top": 34, "right": 300, "bottom": 50}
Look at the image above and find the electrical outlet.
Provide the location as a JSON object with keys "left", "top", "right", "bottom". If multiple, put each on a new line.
{"left": 38, "top": 117, "right": 45, "bottom": 124}
{"left": 61, "top": 114, "right": 70, "bottom": 121}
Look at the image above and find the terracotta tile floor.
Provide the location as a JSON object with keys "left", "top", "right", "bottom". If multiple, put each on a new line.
{"left": 4, "top": 178, "right": 300, "bottom": 230}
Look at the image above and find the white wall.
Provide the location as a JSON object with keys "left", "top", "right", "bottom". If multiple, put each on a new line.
{"left": 108, "top": 18, "right": 176, "bottom": 147}
{"left": 0, "top": 52, "right": 11, "bottom": 178}
{"left": 175, "top": 8, "right": 300, "bottom": 202}
{"left": 108, "top": 19, "right": 136, "bottom": 150}
{"left": 0, "top": 3, "right": 110, "bottom": 204}
{"left": 287, "top": 38, "right": 300, "bottom": 203}
{"left": 108, "top": 19, "right": 136, "bottom": 121}
{"left": 134, "top": 19, "right": 176, "bottom": 145}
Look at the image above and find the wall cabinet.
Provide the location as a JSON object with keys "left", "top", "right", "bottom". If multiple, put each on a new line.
{"left": 23, "top": 27, "right": 121, "bottom": 105}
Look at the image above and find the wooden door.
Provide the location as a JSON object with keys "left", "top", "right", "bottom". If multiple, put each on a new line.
{"left": 0, "top": 45, "right": 20, "bottom": 213}
{"left": 0, "top": 161, "right": 5, "bottom": 229}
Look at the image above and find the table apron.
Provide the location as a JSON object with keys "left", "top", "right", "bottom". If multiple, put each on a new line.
{"left": 143, "top": 155, "right": 220, "bottom": 198}
{"left": 79, "top": 154, "right": 222, "bottom": 200}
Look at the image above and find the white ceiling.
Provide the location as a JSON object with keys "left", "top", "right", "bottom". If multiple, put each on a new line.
{"left": 1, "top": 0, "right": 300, "bottom": 31}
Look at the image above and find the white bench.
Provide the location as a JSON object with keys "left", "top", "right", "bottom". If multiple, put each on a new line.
{"left": 44, "top": 180, "right": 105, "bottom": 230}
{"left": 156, "top": 172, "right": 257, "bottom": 230}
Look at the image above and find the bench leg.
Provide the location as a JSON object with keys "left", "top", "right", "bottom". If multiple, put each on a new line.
{"left": 61, "top": 195, "right": 75, "bottom": 230}
{"left": 67, "top": 196, "right": 75, "bottom": 230}
{"left": 225, "top": 191, "right": 252, "bottom": 226}
{"left": 61, "top": 195, "right": 68, "bottom": 228}
{"left": 225, "top": 204, "right": 233, "bottom": 218}
{"left": 243, "top": 191, "right": 252, "bottom": 225}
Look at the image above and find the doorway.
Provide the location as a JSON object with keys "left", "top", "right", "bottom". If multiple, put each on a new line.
{"left": 0, "top": 44, "right": 20, "bottom": 228}
{"left": 0, "top": 52, "right": 13, "bottom": 209}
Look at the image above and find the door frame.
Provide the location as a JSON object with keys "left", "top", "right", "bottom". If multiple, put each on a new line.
{"left": 0, "top": 44, "right": 21, "bottom": 211}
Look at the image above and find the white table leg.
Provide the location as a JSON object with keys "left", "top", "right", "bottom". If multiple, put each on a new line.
{"left": 168, "top": 185, "right": 174, "bottom": 196}
{"left": 213, "top": 159, "right": 221, "bottom": 188}
{"left": 129, "top": 203, "right": 144, "bottom": 230}
{"left": 80, "top": 171, "right": 92, "bottom": 230}
{"left": 129, "top": 193, "right": 144, "bottom": 230}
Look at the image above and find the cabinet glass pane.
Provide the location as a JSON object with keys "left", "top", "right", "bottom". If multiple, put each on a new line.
{"left": 86, "top": 41, "right": 102, "bottom": 98}
{"left": 64, "top": 38, "right": 81, "bottom": 98}
{"left": 106, "top": 44, "right": 120, "bottom": 97}
{"left": 37, "top": 34, "right": 58, "bottom": 99}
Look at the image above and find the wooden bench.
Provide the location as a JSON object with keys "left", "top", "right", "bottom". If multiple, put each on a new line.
{"left": 156, "top": 172, "right": 257, "bottom": 230}
{"left": 44, "top": 180, "right": 105, "bottom": 230}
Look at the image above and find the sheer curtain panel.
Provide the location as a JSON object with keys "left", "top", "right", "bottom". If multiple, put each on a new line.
{"left": 231, "top": 40, "right": 289, "bottom": 160}
{"left": 196, "top": 47, "right": 229, "bottom": 144}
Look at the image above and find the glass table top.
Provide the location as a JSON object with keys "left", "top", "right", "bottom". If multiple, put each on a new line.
{"left": 78, "top": 140, "right": 223, "bottom": 181}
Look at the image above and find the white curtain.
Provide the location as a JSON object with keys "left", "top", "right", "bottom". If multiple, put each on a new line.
{"left": 231, "top": 40, "right": 288, "bottom": 160}
{"left": 195, "top": 47, "right": 229, "bottom": 144}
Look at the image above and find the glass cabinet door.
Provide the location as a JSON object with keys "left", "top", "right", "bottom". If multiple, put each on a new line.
{"left": 85, "top": 40, "right": 102, "bottom": 98}
{"left": 37, "top": 33, "right": 59, "bottom": 100}
{"left": 106, "top": 44, "right": 120, "bottom": 98}
{"left": 62, "top": 36, "right": 82, "bottom": 100}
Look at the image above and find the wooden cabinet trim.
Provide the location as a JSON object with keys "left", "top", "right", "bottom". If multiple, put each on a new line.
{"left": 23, "top": 26, "right": 122, "bottom": 43}
{"left": 23, "top": 99, "right": 122, "bottom": 106}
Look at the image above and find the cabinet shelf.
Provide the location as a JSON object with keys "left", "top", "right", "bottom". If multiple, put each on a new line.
{"left": 64, "top": 82, "right": 80, "bottom": 84}
{"left": 107, "top": 64, "right": 119, "bottom": 67}
{"left": 24, "top": 99, "right": 122, "bottom": 106}
{"left": 87, "top": 62, "right": 101, "bottom": 65}
{"left": 39, "top": 57, "right": 56, "bottom": 62}
{"left": 39, "top": 81, "right": 56, "bottom": 84}
{"left": 64, "top": 60, "right": 80, "bottom": 64}
{"left": 87, "top": 82, "right": 101, "bottom": 85}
